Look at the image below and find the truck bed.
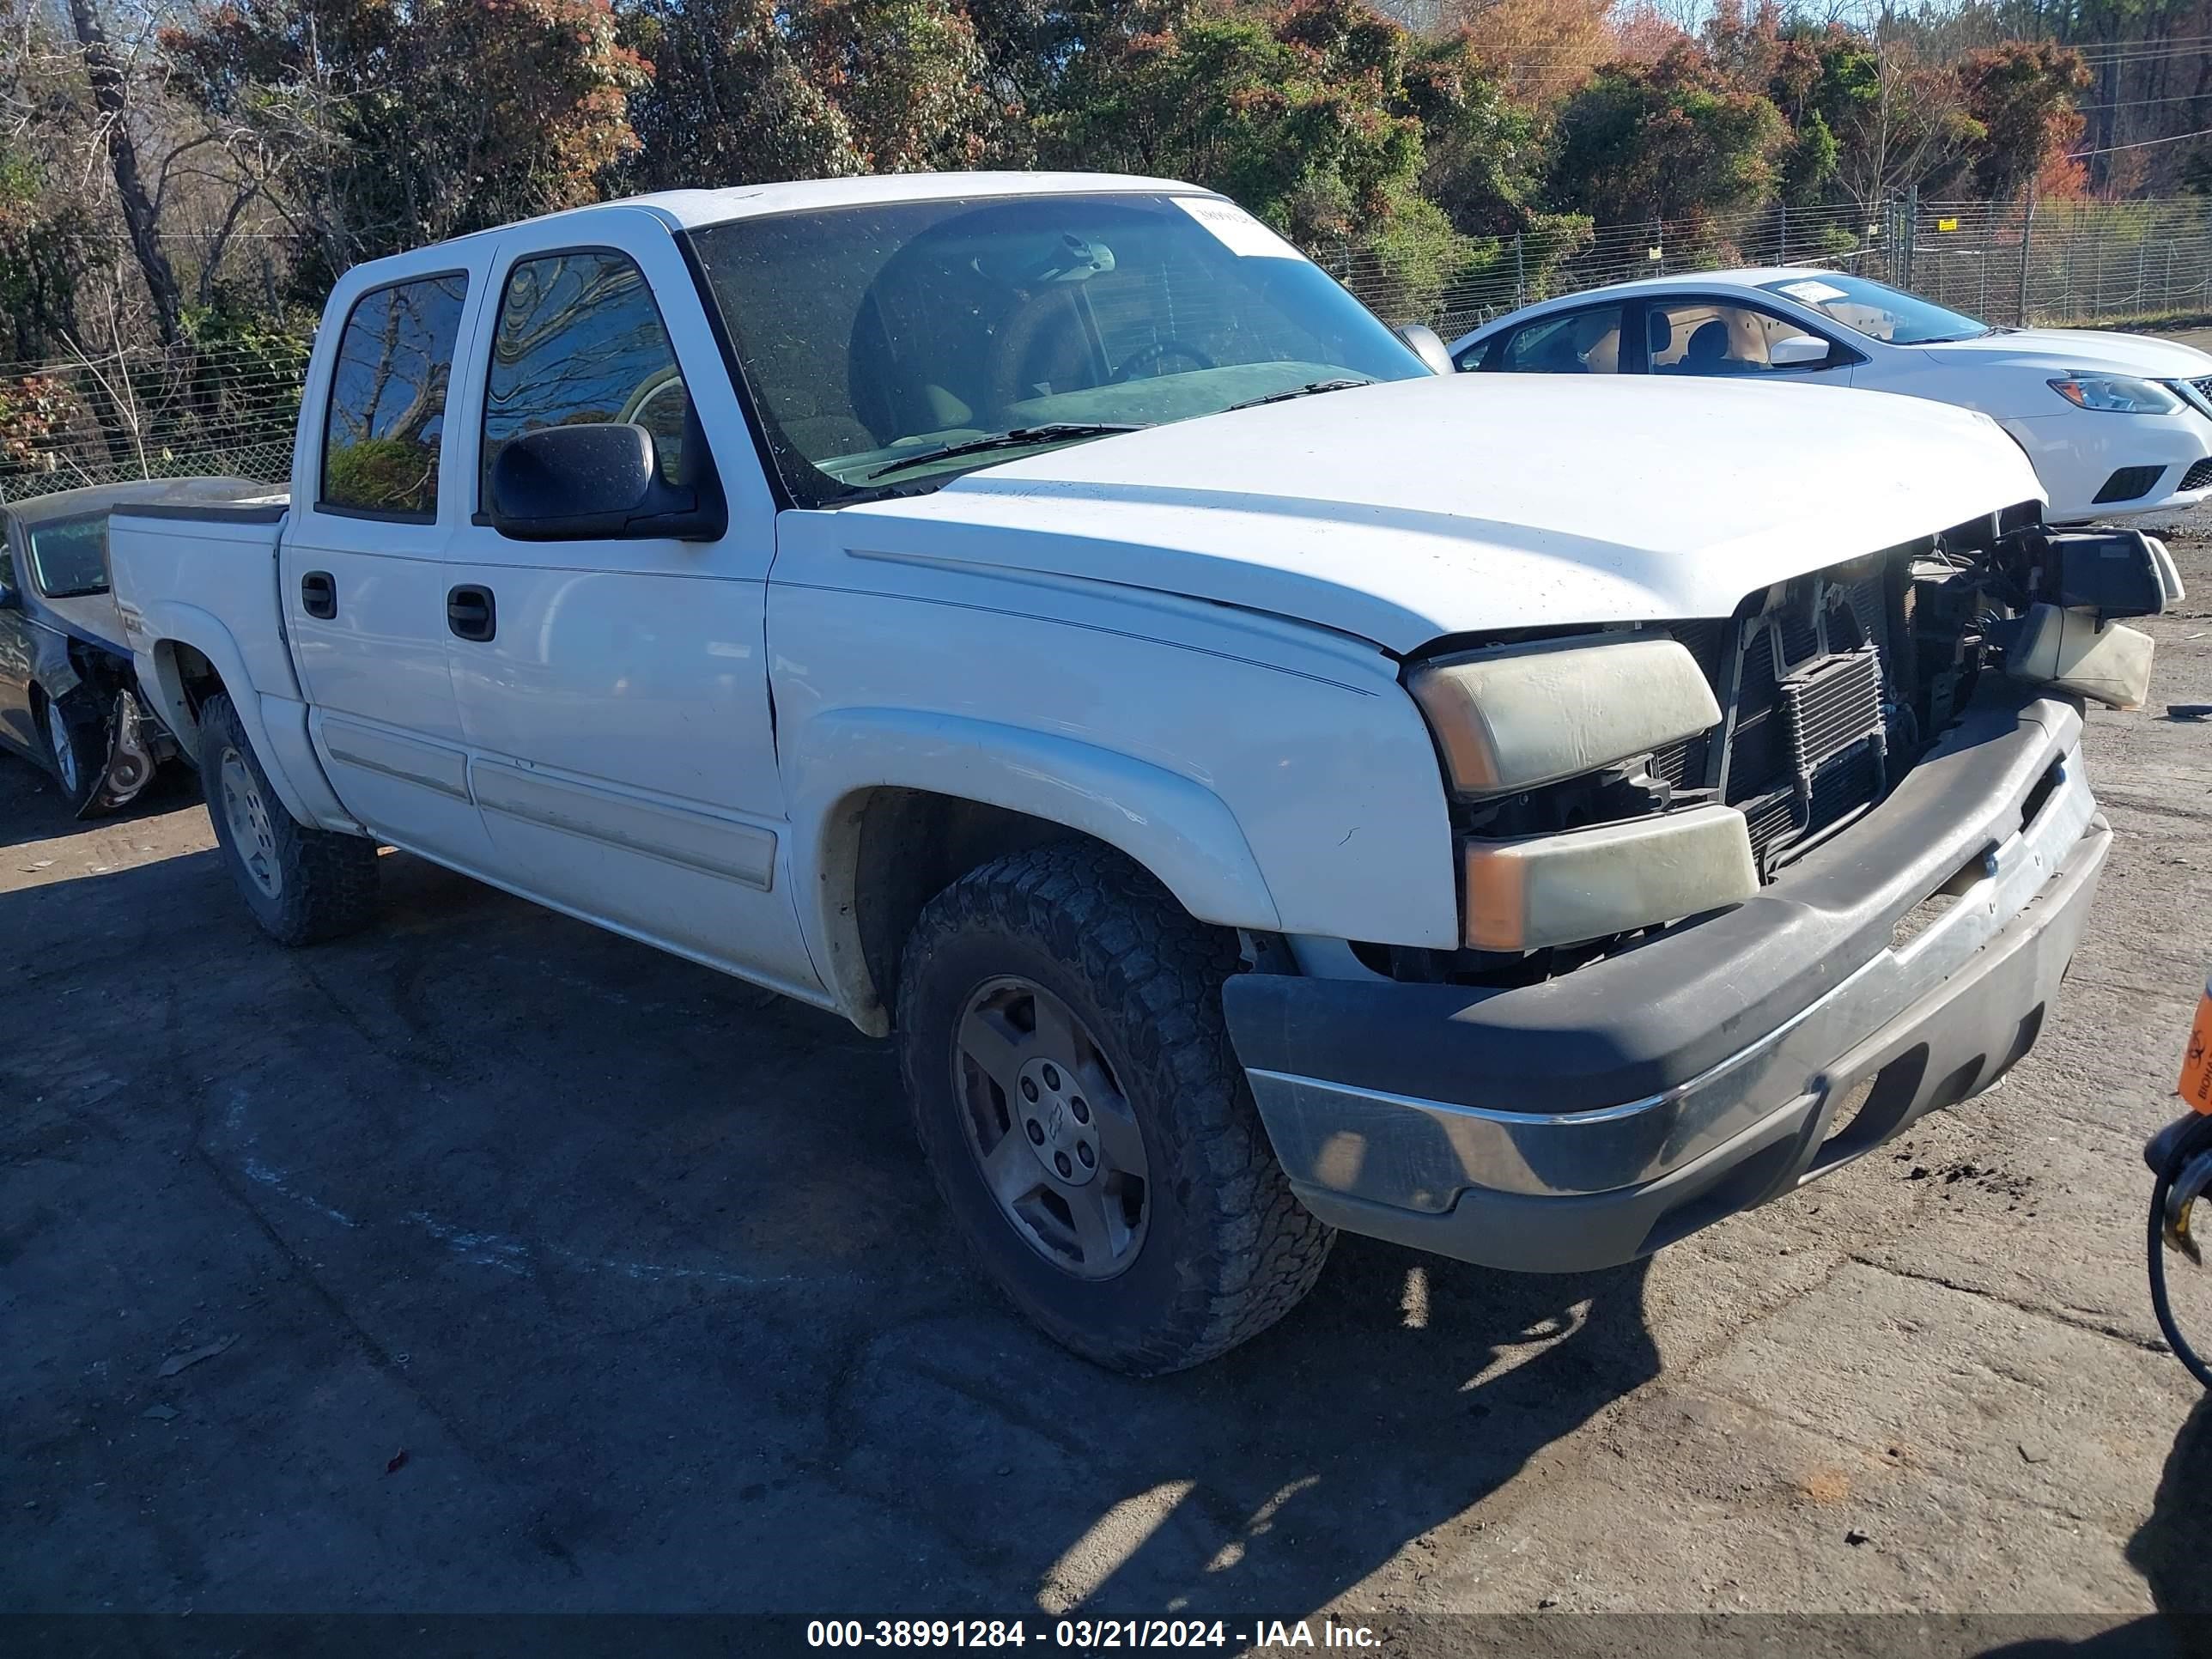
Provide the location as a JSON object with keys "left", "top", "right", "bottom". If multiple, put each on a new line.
{"left": 107, "top": 495, "right": 301, "bottom": 711}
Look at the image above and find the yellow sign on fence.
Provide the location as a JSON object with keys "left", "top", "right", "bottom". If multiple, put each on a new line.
{"left": 1937, "top": 217, "right": 1960, "bottom": 232}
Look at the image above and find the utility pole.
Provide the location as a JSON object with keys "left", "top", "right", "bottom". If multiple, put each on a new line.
{"left": 1903, "top": 184, "right": 1919, "bottom": 291}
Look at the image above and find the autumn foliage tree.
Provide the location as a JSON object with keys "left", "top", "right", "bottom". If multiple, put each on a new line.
{"left": 1954, "top": 40, "right": 2092, "bottom": 199}
{"left": 1546, "top": 44, "right": 1790, "bottom": 223}
{"left": 623, "top": 0, "right": 997, "bottom": 188}
{"left": 0, "top": 0, "right": 2163, "bottom": 406}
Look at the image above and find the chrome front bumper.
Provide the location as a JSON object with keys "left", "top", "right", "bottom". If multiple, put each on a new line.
{"left": 1224, "top": 691, "right": 2108, "bottom": 1272}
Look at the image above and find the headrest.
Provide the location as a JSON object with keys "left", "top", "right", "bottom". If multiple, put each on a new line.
{"left": 1687, "top": 319, "right": 1730, "bottom": 362}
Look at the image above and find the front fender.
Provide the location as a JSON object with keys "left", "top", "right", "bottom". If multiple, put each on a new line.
{"left": 787, "top": 707, "right": 1283, "bottom": 1019}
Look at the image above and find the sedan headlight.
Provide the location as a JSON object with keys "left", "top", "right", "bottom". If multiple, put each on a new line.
{"left": 2048, "top": 374, "right": 2185, "bottom": 416}
{"left": 1406, "top": 633, "right": 1721, "bottom": 799}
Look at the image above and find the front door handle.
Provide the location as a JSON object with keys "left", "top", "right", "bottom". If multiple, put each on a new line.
{"left": 301, "top": 571, "right": 337, "bottom": 620}
{"left": 447, "top": 584, "right": 496, "bottom": 643}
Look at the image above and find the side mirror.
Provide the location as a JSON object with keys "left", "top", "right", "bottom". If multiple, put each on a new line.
{"left": 1768, "top": 335, "right": 1834, "bottom": 368}
{"left": 1395, "top": 322, "right": 1456, "bottom": 377}
{"left": 488, "top": 418, "right": 726, "bottom": 543}
{"left": 0, "top": 583, "right": 19, "bottom": 611}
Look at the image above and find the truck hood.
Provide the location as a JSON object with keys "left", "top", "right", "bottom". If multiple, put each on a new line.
{"left": 830, "top": 374, "right": 2045, "bottom": 654}
{"left": 1917, "top": 326, "right": 2212, "bottom": 379}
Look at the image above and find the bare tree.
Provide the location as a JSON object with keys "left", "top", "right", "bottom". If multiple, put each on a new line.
{"left": 66, "top": 0, "right": 185, "bottom": 348}
{"left": 1832, "top": 31, "right": 1975, "bottom": 212}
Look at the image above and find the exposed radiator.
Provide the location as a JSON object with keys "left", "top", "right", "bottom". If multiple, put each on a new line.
{"left": 1678, "top": 562, "right": 1898, "bottom": 877}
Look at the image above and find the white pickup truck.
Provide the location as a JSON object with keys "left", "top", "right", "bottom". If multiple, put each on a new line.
{"left": 110, "top": 172, "right": 2176, "bottom": 1374}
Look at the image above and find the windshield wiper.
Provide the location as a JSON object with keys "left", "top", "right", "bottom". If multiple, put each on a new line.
{"left": 1219, "top": 378, "right": 1371, "bottom": 414}
{"left": 865, "top": 422, "right": 1148, "bottom": 482}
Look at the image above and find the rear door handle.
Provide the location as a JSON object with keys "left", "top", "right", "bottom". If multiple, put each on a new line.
{"left": 447, "top": 584, "right": 496, "bottom": 642}
{"left": 301, "top": 571, "right": 337, "bottom": 620}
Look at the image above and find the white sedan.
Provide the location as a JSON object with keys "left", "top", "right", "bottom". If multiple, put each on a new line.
{"left": 1447, "top": 268, "right": 2212, "bottom": 523}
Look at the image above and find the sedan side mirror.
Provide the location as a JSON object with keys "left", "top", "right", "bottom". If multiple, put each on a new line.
{"left": 488, "top": 417, "right": 726, "bottom": 543}
{"left": 0, "top": 583, "right": 19, "bottom": 611}
{"left": 1768, "top": 335, "right": 1835, "bottom": 368}
{"left": 1395, "top": 322, "right": 1456, "bottom": 376}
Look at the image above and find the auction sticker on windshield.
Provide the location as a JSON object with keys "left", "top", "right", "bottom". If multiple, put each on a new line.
{"left": 1778, "top": 279, "right": 1849, "bottom": 305}
{"left": 1173, "top": 196, "right": 1302, "bottom": 258}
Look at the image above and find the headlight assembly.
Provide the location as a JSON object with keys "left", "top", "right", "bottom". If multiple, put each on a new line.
{"left": 1408, "top": 631, "right": 1750, "bottom": 951}
{"left": 1462, "top": 805, "right": 1759, "bottom": 951}
{"left": 1405, "top": 633, "right": 1721, "bottom": 799}
{"left": 2048, "top": 374, "right": 2184, "bottom": 416}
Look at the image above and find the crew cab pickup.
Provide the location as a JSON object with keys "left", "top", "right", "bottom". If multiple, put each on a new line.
{"left": 107, "top": 172, "right": 2173, "bottom": 1374}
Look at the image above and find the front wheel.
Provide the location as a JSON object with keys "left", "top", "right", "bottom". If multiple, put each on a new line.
{"left": 39, "top": 694, "right": 106, "bottom": 815}
{"left": 200, "top": 693, "right": 380, "bottom": 945}
{"left": 896, "top": 843, "right": 1333, "bottom": 1375}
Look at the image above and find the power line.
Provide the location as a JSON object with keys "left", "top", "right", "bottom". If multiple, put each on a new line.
{"left": 2069, "top": 93, "right": 2212, "bottom": 115}
{"left": 2066, "top": 125, "right": 2212, "bottom": 158}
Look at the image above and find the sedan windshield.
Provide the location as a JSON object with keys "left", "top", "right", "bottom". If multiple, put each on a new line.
{"left": 1757, "top": 273, "right": 1993, "bottom": 345}
{"left": 686, "top": 192, "right": 1428, "bottom": 507}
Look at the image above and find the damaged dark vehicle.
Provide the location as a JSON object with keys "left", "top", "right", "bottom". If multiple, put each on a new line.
{"left": 0, "top": 478, "right": 269, "bottom": 817}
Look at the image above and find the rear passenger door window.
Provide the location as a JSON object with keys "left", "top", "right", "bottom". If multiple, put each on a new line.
{"left": 1647, "top": 301, "right": 1843, "bottom": 376}
{"left": 1490, "top": 306, "right": 1626, "bottom": 374}
{"left": 480, "top": 251, "right": 693, "bottom": 503}
{"left": 319, "top": 275, "right": 470, "bottom": 520}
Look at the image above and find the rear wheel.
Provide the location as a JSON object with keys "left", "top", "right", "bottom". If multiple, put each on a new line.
{"left": 896, "top": 843, "right": 1333, "bottom": 1375}
{"left": 200, "top": 693, "right": 380, "bottom": 945}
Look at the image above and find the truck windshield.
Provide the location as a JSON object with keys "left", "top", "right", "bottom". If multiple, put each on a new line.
{"left": 1755, "top": 274, "right": 1993, "bottom": 345}
{"left": 686, "top": 192, "right": 1428, "bottom": 507}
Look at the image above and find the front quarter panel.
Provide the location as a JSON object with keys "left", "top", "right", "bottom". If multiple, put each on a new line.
{"left": 771, "top": 514, "right": 1461, "bottom": 1001}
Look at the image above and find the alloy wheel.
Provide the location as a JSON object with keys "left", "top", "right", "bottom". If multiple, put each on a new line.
{"left": 218, "top": 745, "right": 283, "bottom": 899}
{"left": 951, "top": 975, "right": 1150, "bottom": 1280}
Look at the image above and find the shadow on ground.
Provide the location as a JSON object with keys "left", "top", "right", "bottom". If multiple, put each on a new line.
{"left": 1970, "top": 1396, "right": 2212, "bottom": 1659}
{"left": 0, "top": 746, "right": 202, "bottom": 851}
{"left": 0, "top": 792, "right": 1663, "bottom": 1617}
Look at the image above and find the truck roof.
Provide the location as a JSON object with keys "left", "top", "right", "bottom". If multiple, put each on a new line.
{"left": 441, "top": 171, "right": 1211, "bottom": 250}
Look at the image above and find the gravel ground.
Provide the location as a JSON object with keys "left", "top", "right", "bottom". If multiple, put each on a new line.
{"left": 3, "top": 514, "right": 2212, "bottom": 1654}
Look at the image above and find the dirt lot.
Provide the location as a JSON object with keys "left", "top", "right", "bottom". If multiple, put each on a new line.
{"left": 6, "top": 526, "right": 2212, "bottom": 1650}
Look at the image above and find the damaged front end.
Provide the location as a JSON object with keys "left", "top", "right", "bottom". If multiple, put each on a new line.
{"left": 82, "top": 684, "right": 166, "bottom": 814}
{"left": 1379, "top": 511, "right": 2179, "bottom": 988}
{"left": 36, "top": 625, "right": 174, "bottom": 817}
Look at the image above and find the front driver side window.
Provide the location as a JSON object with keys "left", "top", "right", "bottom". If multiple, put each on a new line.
{"left": 1493, "top": 306, "right": 1626, "bottom": 374}
{"left": 1649, "top": 301, "right": 1838, "bottom": 376}
{"left": 481, "top": 251, "right": 694, "bottom": 503}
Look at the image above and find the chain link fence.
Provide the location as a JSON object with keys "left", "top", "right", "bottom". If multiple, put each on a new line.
{"left": 1330, "top": 192, "right": 2212, "bottom": 338}
{"left": 3, "top": 193, "right": 2209, "bottom": 507}
{"left": 0, "top": 332, "right": 310, "bottom": 505}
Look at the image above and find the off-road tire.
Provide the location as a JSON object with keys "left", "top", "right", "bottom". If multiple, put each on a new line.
{"left": 897, "top": 842, "right": 1334, "bottom": 1375}
{"left": 200, "top": 693, "right": 380, "bottom": 946}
